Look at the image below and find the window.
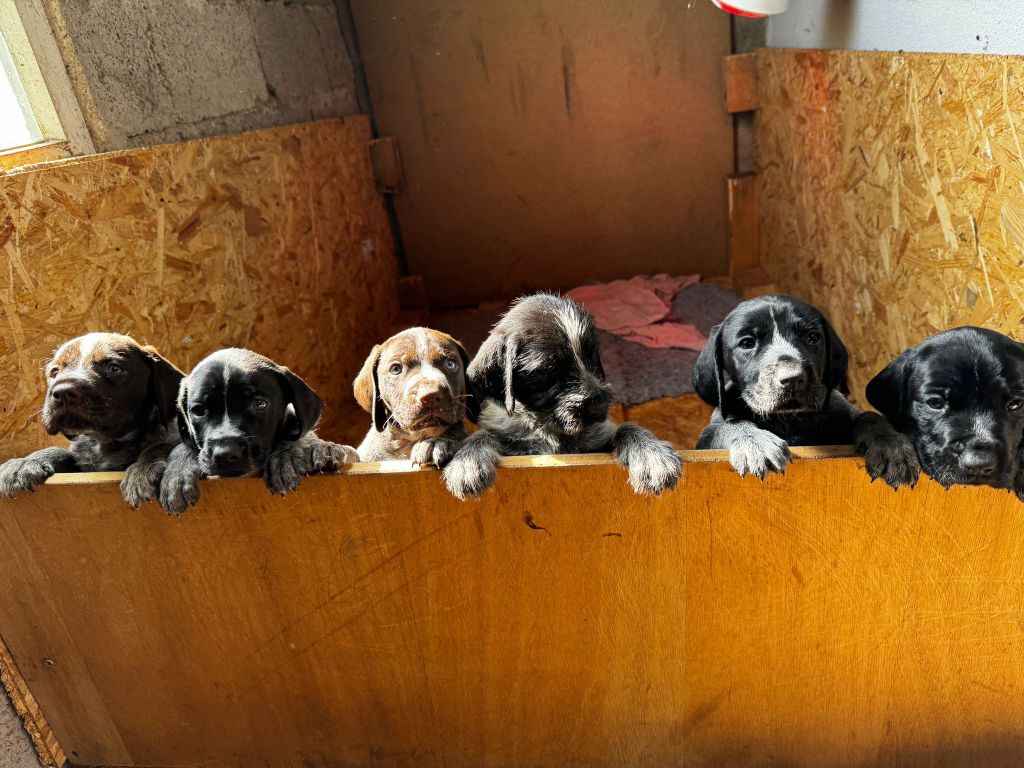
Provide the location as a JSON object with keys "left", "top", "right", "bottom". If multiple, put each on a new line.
{"left": 0, "top": 28, "right": 44, "bottom": 150}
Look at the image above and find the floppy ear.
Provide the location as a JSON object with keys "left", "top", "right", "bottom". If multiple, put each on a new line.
{"left": 822, "top": 320, "right": 849, "bottom": 390}
{"left": 468, "top": 332, "right": 518, "bottom": 416}
{"left": 866, "top": 352, "right": 911, "bottom": 430}
{"left": 692, "top": 323, "right": 725, "bottom": 408}
{"left": 452, "top": 339, "right": 481, "bottom": 423}
{"left": 353, "top": 345, "right": 391, "bottom": 431}
{"left": 142, "top": 345, "right": 185, "bottom": 424}
{"left": 175, "top": 379, "right": 199, "bottom": 452}
{"left": 276, "top": 367, "right": 324, "bottom": 437}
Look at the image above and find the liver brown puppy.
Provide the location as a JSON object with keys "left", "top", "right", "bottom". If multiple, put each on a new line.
{"left": 693, "top": 295, "right": 919, "bottom": 487}
{"left": 354, "top": 327, "right": 478, "bottom": 463}
{"left": 442, "top": 293, "right": 681, "bottom": 499}
{"left": 0, "top": 332, "right": 184, "bottom": 506}
{"left": 867, "top": 327, "right": 1024, "bottom": 495}
{"left": 159, "top": 348, "right": 357, "bottom": 515}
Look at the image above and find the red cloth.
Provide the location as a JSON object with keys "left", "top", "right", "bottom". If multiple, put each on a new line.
{"left": 567, "top": 274, "right": 705, "bottom": 350}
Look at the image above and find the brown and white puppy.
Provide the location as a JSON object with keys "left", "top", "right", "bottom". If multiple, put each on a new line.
{"left": 354, "top": 327, "right": 477, "bottom": 464}
{"left": 159, "top": 348, "right": 357, "bottom": 515}
{"left": 0, "top": 332, "right": 184, "bottom": 506}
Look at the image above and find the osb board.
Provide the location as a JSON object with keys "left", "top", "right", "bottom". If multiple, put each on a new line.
{"left": 0, "top": 117, "right": 398, "bottom": 458}
{"left": 4, "top": 450, "right": 1024, "bottom": 766}
{"left": 0, "top": 638, "right": 64, "bottom": 766}
{"left": 756, "top": 48, "right": 1024, "bottom": 403}
{"left": 349, "top": 0, "right": 732, "bottom": 307}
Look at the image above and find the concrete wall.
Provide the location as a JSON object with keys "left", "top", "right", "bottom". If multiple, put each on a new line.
{"left": 34, "top": 0, "right": 362, "bottom": 151}
{"left": 768, "top": 0, "right": 1024, "bottom": 55}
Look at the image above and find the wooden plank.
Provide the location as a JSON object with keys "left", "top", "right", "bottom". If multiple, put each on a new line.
{"left": 755, "top": 48, "right": 1024, "bottom": 404}
{"left": 0, "top": 638, "right": 66, "bottom": 766}
{"left": 2, "top": 451, "right": 1024, "bottom": 766}
{"left": 0, "top": 118, "right": 398, "bottom": 459}
{"left": 349, "top": 0, "right": 733, "bottom": 307}
{"left": 724, "top": 52, "right": 758, "bottom": 113}
{"left": 728, "top": 172, "right": 760, "bottom": 278}
{"left": 369, "top": 136, "right": 405, "bottom": 194}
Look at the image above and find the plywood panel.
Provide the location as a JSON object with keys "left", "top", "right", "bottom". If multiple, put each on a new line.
{"left": 3, "top": 449, "right": 1024, "bottom": 766}
{"left": 0, "top": 117, "right": 399, "bottom": 458}
{"left": 756, "top": 48, "right": 1024, "bottom": 402}
{"left": 350, "top": 0, "right": 733, "bottom": 307}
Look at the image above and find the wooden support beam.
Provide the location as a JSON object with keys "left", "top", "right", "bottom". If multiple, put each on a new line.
{"left": 724, "top": 52, "right": 759, "bottom": 113}
{"left": 369, "top": 136, "right": 405, "bottom": 194}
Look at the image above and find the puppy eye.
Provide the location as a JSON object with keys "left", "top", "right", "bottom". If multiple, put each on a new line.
{"left": 389, "top": 363, "right": 403, "bottom": 375}
{"left": 805, "top": 331, "right": 821, "bottom": 344}
{"left": 737, "top": 337, "right": 757, "bottom": 350}
{"left": 252, "top": 397, "right": 269, "bottom": 411}
{"left": 106, "top": 361, "right": 125, "bottom": 375}
{"left": 47, "top": 366, "right": 59, "bottom": 378}
{"left": 443, "top": 358, "right": 459, "bottom": 372}
{"left": 190, "top": 404, "right": 207, "bottom": 417}
{"left": 1008, "top": 398, "right": 1024, "bottom": 412}
{"left": 924, "top": 395, "right": 946, "bottom": 410}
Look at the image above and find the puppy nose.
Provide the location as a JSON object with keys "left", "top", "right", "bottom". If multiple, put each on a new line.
{"left": 419, "top": 389, "right": 444, "bottom": 406}
{"left": 777, "top": 369, "right": 808, "bottom": 388}
{"left": 210, "top": 440, "right": 245, "bottom": 467}
{"left": 960, "top": 449, "right": 999, "bottom": 475}
{"left": 49, "top": 381, "right": 82, "bottom": 404}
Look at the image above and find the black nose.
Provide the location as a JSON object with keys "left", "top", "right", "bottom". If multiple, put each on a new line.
{"left": 959, "top": 448, "right": 1000, "bottom": 475}
{"left": 210, "top": 440, "right": 247, "bottom": 470}
{"left": 49, "top": 381, "right": 83, "bottom": 405}
{"left": 777, "top": 370, "right": 808, "bottom": 389}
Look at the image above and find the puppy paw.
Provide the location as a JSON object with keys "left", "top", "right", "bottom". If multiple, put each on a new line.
{"left": 0, "top": 457, "right": 56, "bottom": 497}
{"left": 729, "top": 432, "right": 791, "bottom": 480}
{"left": 120, "top": 460, "right": 166, "bottom": 508}
{"left": 862, "top": 433, "right": 920, "bottom": 489}
{"left": 265, "top": 447, "right": 305, "bottom": 496}
{"left": 159, "top": 468, "right": 201, "bottom": 516}
{"left": 308, "top": 439, "right": 358, "bottom": 473}
{"left": 411, "top": 437, "right": 460, "bottom": 469}
{"left": 442, "top": 453, "right": 497, "bottom": 500}
{"left": 617, "top": 440, "right": 682, "bottom": 496}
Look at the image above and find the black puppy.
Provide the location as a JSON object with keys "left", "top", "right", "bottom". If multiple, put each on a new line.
{"left": 159, "top": 348, "right": 357, "bottom": 514}
{"left": 867, "top": 327, "right": 1024, "bottom": 495}
{"left": 0, "top": 332, "right": 183, "bottom": 506}
{"left": 442, "top": 293, "right": 682, "bottom": 499}
{"left": 693, "top": 295, "right": 919, "bottom": 487}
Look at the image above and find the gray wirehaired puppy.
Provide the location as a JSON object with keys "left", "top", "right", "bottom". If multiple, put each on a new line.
{"left": 442, "top": 293, "right": 682, "bottom": 499}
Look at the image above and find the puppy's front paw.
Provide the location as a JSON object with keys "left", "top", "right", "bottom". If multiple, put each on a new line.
{"left": 729, "top": 432, "right": 791, "bottom": 480}
{"left": 411, "top": 437, "right": 460, "bottom": 469}
{"left": 309, "top": 440, "right": 358, "bottom": 473}
{"left": 442, "top": 453, "right": 496, "bottom": 500}
{"left": 265, "top": 448, "right": 305, "bottom": 496}
{"left": 0, "top": 457, "right": 56, "bottom": 497}
{"left": 618, "top": 440, "right": 682, "bottom": 496}
{"left": 862, "top": 434, "right": 920, "bottom": 489}
{"left": 121, "top": 460, "right": 166, "bottom": 508}
{"left": 159, "top": 467, "right": 201, "bottom": 516}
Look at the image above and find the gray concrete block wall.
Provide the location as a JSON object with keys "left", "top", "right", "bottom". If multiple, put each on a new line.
{"left": 45, "top": 0, "right": 362, "bottom": 151}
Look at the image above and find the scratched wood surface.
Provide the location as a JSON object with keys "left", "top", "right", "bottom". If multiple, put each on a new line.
{"left": 2, "top": 448, "right": 1024, "bottom": 766}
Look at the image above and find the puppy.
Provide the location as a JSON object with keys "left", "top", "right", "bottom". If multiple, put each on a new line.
{"left": 442, "top": 294, "right": 681, "bottom": 499}
{"left": 693, "top": 295, "right": 919, "bottom": 487}
{"left": 354, "top": 327, "right": 478, "bottom": 463}
{"left": 159, "top": 348, "right": 357, "bottom": 515}
{"left": 867, "top": 327, "right": 1024, "bottom": 495}
{"left": 0, "top": 332, "right": 183, "bottom": 506}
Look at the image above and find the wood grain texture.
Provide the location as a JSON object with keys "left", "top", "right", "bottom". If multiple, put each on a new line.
{"left": 349, "top": 0, "right": 733, "bottom": 307}
{"left": 756, "top": 48, "right": 1024, "bottom": 403}
{"left": 724, "top": 53, "right": 758, "bottom": 113}
{"left": 0, "top": 117, "right": 398, "bottom": 458}
{"left": 2, "top": 449, "right": 1024, "bottom": 766}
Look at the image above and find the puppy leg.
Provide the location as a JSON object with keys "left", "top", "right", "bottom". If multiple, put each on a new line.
{"left": 442, "top": 430, "right": 502, "bottom": 500}
{"left": 121, "top": 441, "right": 175, "bottom": 508}
{"left": 265, "top": 432, "right": 359, "bottom": 496}
{"left": 0, "top": 447, "right": 79, "bottom": 497}
{"left": 410, "top": 424, "right": 468, "bottom": 469}
{"left": 698, "top": 410, "right": 791, "bottom": 480}
{"left": 610, "top": 422, "right": 682, "bottom": 496}
{"left": 852, "top": 411, "right": 920, "bottom": 489}
{"left": 159, "top": 443, "right": 203, "bottom": 516}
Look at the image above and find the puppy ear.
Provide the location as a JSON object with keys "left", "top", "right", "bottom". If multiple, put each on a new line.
{"left": 353, "top": 345, "right": 392, "bottom": 431}
{"left": 692, "top": 323, "right": 725, "bottom": 408}
{"left": 175, "top": 380, "right": 199, "bottom": 452}
{"left": 866, "top": 352, "right": 910, "bottom": 430}
{"left": 142, "top": 345, "right": 185, "bottom": 424}
{"left": 276, "top": 367, "right": 324, "bottom": 436}
{"left": 452, "top": 339, "right": 481, "bottom": 423}
{"left": 822, "top": 321, "right": 849, "bottom": 390}
{"left": 468, "top": 332, "right": 518, "bottom": 416}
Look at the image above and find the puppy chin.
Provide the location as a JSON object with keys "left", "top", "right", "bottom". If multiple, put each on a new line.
{"left": 922, "top": 454, "right": 1012, "bottom": 490}
{"left": 394, "top": 407, "right": 460, "bottom": 439}
{"left": 43, "top": 409, "right": 100, "bottom": 437}
{"left": 741, "top": 382, "right": 827, "bottom": 418}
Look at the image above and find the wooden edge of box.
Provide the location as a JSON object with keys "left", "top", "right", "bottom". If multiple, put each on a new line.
{"left": 0, "top": 637, "right": 66, "bottom": 767}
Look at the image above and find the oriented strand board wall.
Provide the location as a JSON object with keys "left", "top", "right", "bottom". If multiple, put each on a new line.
{"left": 0, "top": 117, "right": 398, "bottom": 457}
{"left": 4, "top": 451, "right": 1024, "bottom": 766}
{"left": 349, "top": 0, "right": 733, "bottom": 307}
{"left": 756, "top": 49, "right": 1024, "bottom": 401}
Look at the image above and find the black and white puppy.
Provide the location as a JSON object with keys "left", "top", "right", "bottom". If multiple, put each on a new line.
{"left": 867, "top": 327, "right": 1024, "bottom": 496}
{"left": 159, "top": 348, "right": 357, "bottom": 514}
{"left": 0, "top": 332, "right": 183, "bottom": 507}
{"left": 442, "top": 294, "right": 682, "bottom": 499}
{"left": 693, "top": 295, "right": 919, "bottom": 487}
